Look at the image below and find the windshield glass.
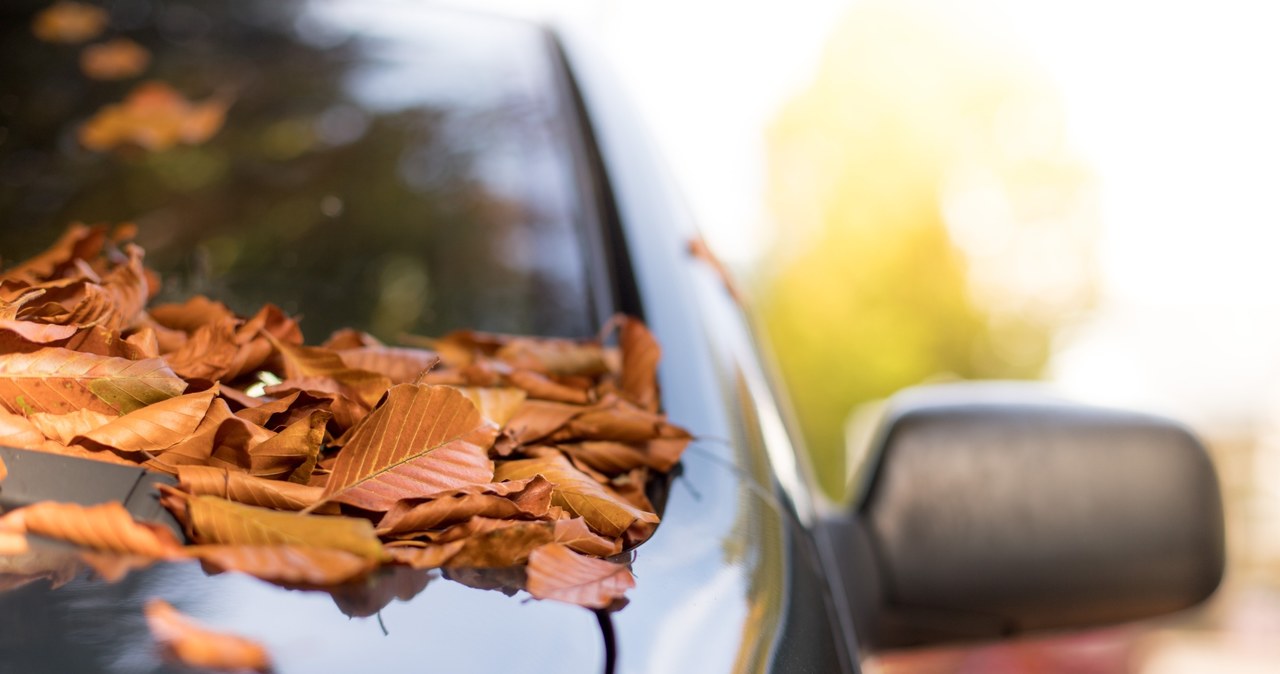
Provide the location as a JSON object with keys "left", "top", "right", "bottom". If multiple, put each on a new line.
{"left": 0, "top": 0, "right": 597, "bottom": 340}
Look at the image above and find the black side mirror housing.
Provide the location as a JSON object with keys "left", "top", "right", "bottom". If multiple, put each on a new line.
{"left": 827, "top": 384, "right": 1225, "bottom": 652}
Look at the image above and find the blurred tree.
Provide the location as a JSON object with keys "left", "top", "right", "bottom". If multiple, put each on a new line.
{"left": 759, "top": 1, "right": 1097, "bottom": 496}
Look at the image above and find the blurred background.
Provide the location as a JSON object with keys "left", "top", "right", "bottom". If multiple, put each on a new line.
{"left": 476, "top": 0, "right": 1280, "bottom": 671}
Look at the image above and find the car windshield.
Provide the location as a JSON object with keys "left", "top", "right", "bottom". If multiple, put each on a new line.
{"left": 0, "top": 0, "right": 599, "bottom": 340}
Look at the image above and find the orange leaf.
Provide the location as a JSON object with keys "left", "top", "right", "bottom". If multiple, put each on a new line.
{"left": 376, "top": 476, "right": 553, "bottom": 536}
{"left": 246, "top": 409, "right": 328, "bottom": 483}
{"left": 0, "top": 348, "right": 186, "bottom": 415}
{"left": 495, "top": 453, "right": 658, "bottom": 538}
{"left": 617, "top": 316, "right": 661, "bottom": 412}
{"left": 336, "top": 346, "right": 439, "bottom": 384}
{"left": 27, "top": 408, "right": 115, "bottom": 445}
{"left": 495, "top": 338, "right": 609, "bottom": 376}
{"left": 31, "top": 1, "right": 106, "bottom": 44}
{"left": 0, "top": 224, "right": 106, "bottom": 285}
{"left": 80, "top": 37, "right": 150, "bottom": 80}
{"left": 0, "top": 455, "right": 6, "bottom": 483}
{"left": 71, "top": 386, "right": 218, "bottom": 454}
{"left": 79, "top": 81, "right": 229, "bottom": 152}
{"left": 189, "top": 545, "right": 376, "bottom": 586}
{"left": 12, "top": 501, "right": 183, "bottom": 558}
{"left": 180, "top": 493, "right": 385, "bottom": 560}
{"left": 0, "top": 408, "right": 50, "bottom": 449}
{"left": 318, "top": 384, "right": 494, "bottom": 512}
{"left": 451, "top": 386, "right": 527, "bottom": 428}
{"left": 507, "top": 369, "right": 592, "bottom": 404}
{"left": 0, "top": 320, "right": 78, "bottom": 353}
{"left": 146, "top": 398, "right": 272, "bottom": 473}
{"left": 525, "top": 543, "right": 634, "bottom": 609}
{"left": 144, "top": 599, "right": 272, "bottom": 674}
{"left": 269, "top": 338, "right": 391, "bottom": 408}
{"left": 178, "top": 465, "right": 323, "bottom": 511}
{"left": 553, "top": 518, "right": 623, "bottom": 558}
{"left": 148, "top": 296, "right": 237, "bottom": 333}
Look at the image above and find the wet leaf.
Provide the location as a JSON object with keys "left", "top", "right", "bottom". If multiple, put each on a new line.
{"left": 495, "top": 453, "right": 659, "bottom": 538}
{"left": 525, "top": 543, "right": 634, "bottom": 609}
{"left": 145, "top": 599, "right": 272, "bottom": 674}
{"left": 318, "top": 384, "right": 494, "bottom": 512}
{"left": 0, "top": 348, "right": 186, "bottom": 415}
{"left": 80, "top": 38, "right": 150, "bottom": 80}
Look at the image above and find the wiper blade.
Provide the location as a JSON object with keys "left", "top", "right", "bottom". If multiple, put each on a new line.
{"left": 0, "top": 446, "right": 183, "bottom": 539}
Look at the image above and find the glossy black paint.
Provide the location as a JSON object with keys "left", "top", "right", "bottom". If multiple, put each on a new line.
{"left": 0, "top": 7, "right": 858, "bottom": 674}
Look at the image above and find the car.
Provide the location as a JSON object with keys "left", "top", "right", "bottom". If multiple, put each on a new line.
{"left": 0, "top": 2, "right": 1223, "bottom": 672}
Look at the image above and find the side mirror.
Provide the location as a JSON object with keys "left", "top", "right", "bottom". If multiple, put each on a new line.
{"left": 827, "top": 384, "right": 1225, "bottom": 652}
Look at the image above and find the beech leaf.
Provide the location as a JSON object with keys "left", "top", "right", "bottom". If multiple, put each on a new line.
{"left": 178, "top": 465, "right": 324, "bottom": 511}
{"left": 189, "top": 545, "right": 376, "bottom": 586}
{"left": 495, "top": 453, "right": 659, "bottom": 538}
{"left": 9, "top": 501, "right": 184, "bottom": 558}
{"left": 525, "top": 543, "right": 634, "bottom": 609}
{"left": 145, "top": 599, "right": 272, "bottom": 674}
{"left": 318, "top": 384, "right": 494, "bottom": 512}
{"left": 71, "top": 386, "right": 219, "bottom": 454}
{"left": 0, "top": 348, "right": 186, "bottom": 415}
{"left": 179, "top": 493, "right": 385, "bottom": 560}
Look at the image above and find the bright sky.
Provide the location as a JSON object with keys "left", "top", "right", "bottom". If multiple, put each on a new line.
{"left": 455, "top": 0, "right": 1280, "bottom": 432}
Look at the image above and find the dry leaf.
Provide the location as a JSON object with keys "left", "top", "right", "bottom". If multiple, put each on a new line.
{"left": 0, "top": 455, "right": 6, "bottom": 483}
{"left": 336, "top": 346, "right": 439, "bottom": 384}
{"left": 31, "top": 1, "right": 106, "bottom": 44}
{"left": 0, "top": 224, "right": 106, "bottom": 285}
{"left": 178, "top": 465, "right": 324, "bottom": 511}
{"left": 80, "top": 38, "right": 150, "bottom": 80}
{"left": 0, "top": 407, "right": 51, "bottom": 449}
{"left": 27, "top": 408, "right": 115, "bottom": 445}
{"left": 79, "top": 81, "right": 229, "bottom": 152}
{"left": 318, "top": 384, "right": 494, "bottom": 512}
{"left": 246, "top": 409, "right": 328, "bottom": 483}
{"left": 376, "top": 476, "right": 553, "bottom": 536}
{"left": 495, "top": 453, "right": 658, "bottom": 538}
{"left": 10, "top": 501, "right": 184, "bottom": 558}
{"left": 525, "top": 543, "right": 634, "bottom": 609}
{"left": 72, "top": 386, "right": 218, "bottom": 454}
{"left": 145, "top": 599, "right": 272, "bottom": 674}
{"left": 617, "top": 316, "right": 661, "bottom": 413}
{"left": 190, "top": 545, "right": 376, "bottom": 586}
{"left": 0, "top": 348, "right": 186, "bottom": 415}
{"left": 178, "top": 493, "right": 385, "bottom": 560}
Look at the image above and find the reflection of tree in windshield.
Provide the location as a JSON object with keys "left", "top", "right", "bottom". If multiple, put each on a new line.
{"left": 0, "top": 0, "right": 595, "bottom": 343}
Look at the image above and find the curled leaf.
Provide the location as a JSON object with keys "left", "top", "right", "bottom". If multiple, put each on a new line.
{"left": 71, "top": 386, "right": 218, "bottom": 454}
{"left": 0, "top": 348, "right": 186, "bottom": 415}
{"left": 495, "top": 453, "right": 658, "bottom": 538}
{"left": 145, "top": 599, "right": 272, "bottom": 674}
{"left": 9, "top": 501, "right": 183, "bottom": 558}
{"left": 178, "top": 465, "right": 323, "bottom": 511}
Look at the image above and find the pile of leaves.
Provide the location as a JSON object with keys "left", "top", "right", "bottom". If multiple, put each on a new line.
{"left": 0, "top": 225, "right": 688, "bottom": 635}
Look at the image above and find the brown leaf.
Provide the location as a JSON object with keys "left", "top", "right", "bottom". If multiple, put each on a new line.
{"left": 495, "top": 338, "right": 609, "bottom": 377}
{"left": 80, "top": 38, "right": 150, "bottom": 80}
{"left": 246, "top": 410, "right": 328, "bottom": 483}
{"left": 385, "top": 541, "right": 466, "bottom": 570}
{"left": 0, "top": 348, "right": 186, "bottom": 415}
{"left": 71, "top": 387, "right": 218, "bottom": 454}
{"left": 553, "top": 518, "right": 623, "bottom": 558}
{"left": 10, "top": 501, "right": 184, "bottom": 558}
{"left": 146, "top": 398, "right": 272, "bottom": 473}
{"left": 178, "top": 466, "right": 323, "bottom": 511}
{"left": 0, "top": 455, "right": 6, "bottom": 483}
{"left": 0, "top": 224, "right": 106, "bottom": 285}
{"left": 27, "top": 408, "right": 115, "bottom": 445}
{"left": 180, "top": 493, "right": 385, "bottom": 560}
{"left": 0, "top": 408, "right": 54, "bottom": 449}
{"left": 318, "top": 384, "right": 494, "bottom": 512}
{"left": 270, "top": 337, "right": 391, "bottom": 408}
{"left": 63, "top": 325, "right": 159, "bottom": 359}
{"left": 556, "top": 397, "right": 668, "bottom": 443}
{"left": 445, "top": 520, "right": 557, "bottom": 568}
{"left": 617, "top": 316, "right": 661, "bottom": 412}
{"left": 148, "top": 296, "right": 237, "bottom": 334}
{"left": 507, "top": 369, "right": 592, "bottom": 405}
{"left": 31, "top": 1, "right": 106, "bottom": 44}
{"left": 376, "top": 476, "right": 553, "bottom": 536}
{"left": 495, "top": 453, "right": 659, "bottom": 538}
{"left": 326, "top": 565, "right": 432, "bottom": 617}
{"left": 145, "top": 599, "right": 272, "bottom": 674}
{"left": 79, "top": 81, "right": 229, "bottom": 152}
{"left": 451, "top": 386, "right": 527, "bottom": 428}
{"left": 525, "top": 543, "right": 634, "bottom": 609}
{"left": 0, "top": 320, "right": 78, "bottom": 353}
{"left": 502, "top": 399, "right": 588, "bottom": 446}
{"left": 336, "top": 346, "right": 439, "bottom": 384}
{"left": 190, "top": 545, "right": 376, "bottom": 587}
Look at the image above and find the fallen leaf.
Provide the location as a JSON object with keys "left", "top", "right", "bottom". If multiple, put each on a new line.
{"left": 246, "top": 409, "right": 328, "bottom": 483}
{"left": 451, "top": 386, "right": 527, "bottom": 428}
{"left": 495, "top": 338, "right": 608, "bottom": 376}
{"left": 10, "top": 501, "right": 183, "bottom": 558}
{"left": 190, "top": 545, "right": 376, "bottom": 586}
{"left": 146, "top": 398, "right": 272, "bottom": 473}
{"left": 495, "top": 453, "right": 658, "bottom": 538}
{"left": 318, "top": 384, "right": 494, "bottom": 512}
{"left": 617, "top": 316, "right": 661, "bottom": 412}
{"left": 336, "top": 346, "right": 439, "bottom": 384}
{"left": 0, "top": 319, "right": 78, "bottom": 353}
{"left": 0, "top": 224, "right": 106, "bottom": 285}
{"left": 525, "top": 543, "right": 634, "bottom": 609}
{"left": 79, "top": 81, "right": 229, "bottom": 152}
{"left": 179, "top": 493, "right": 385, "bottom": 560}
{"left": 507, "top": 369, "right": 592, "bottom": 404}
{"left": 0, "top": 408, "right": 51, "bottom": 449}
{"left": 27, "top": 408, "right": 116, "bottom": 445}
{"left": 145, "top": 599, "right": 272, "bottom": 674}
{"left": 327, "top": 565, "right": 432, "bottom": 617}
{"left": 31, "top": 1, "right": 107, "bottom": 44}
{"left": 376, "top": 476, "right": 553, "bottom": 536}
{"left": 0, "top": 455, "right": 6, "bottom": 483}
{"left": 178, "top": 465, "right": 323, "bottom": 511}
{"left": 80, "top": 37, "right": 150, "bottom": 80}
{"left": 71, "top": 386, "right": 218, "bottom": 454}
{"left": 0, "top": 348, "right": 186, "bottom": 415}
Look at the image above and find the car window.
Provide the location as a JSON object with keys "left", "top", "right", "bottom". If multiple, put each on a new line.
{"left": 0, "top": 0, "right": 598, "bottom": 341}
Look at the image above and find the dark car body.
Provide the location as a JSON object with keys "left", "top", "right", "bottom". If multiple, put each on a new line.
{"left": 0, "top": 4, "right": 858, "bottom": 672}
